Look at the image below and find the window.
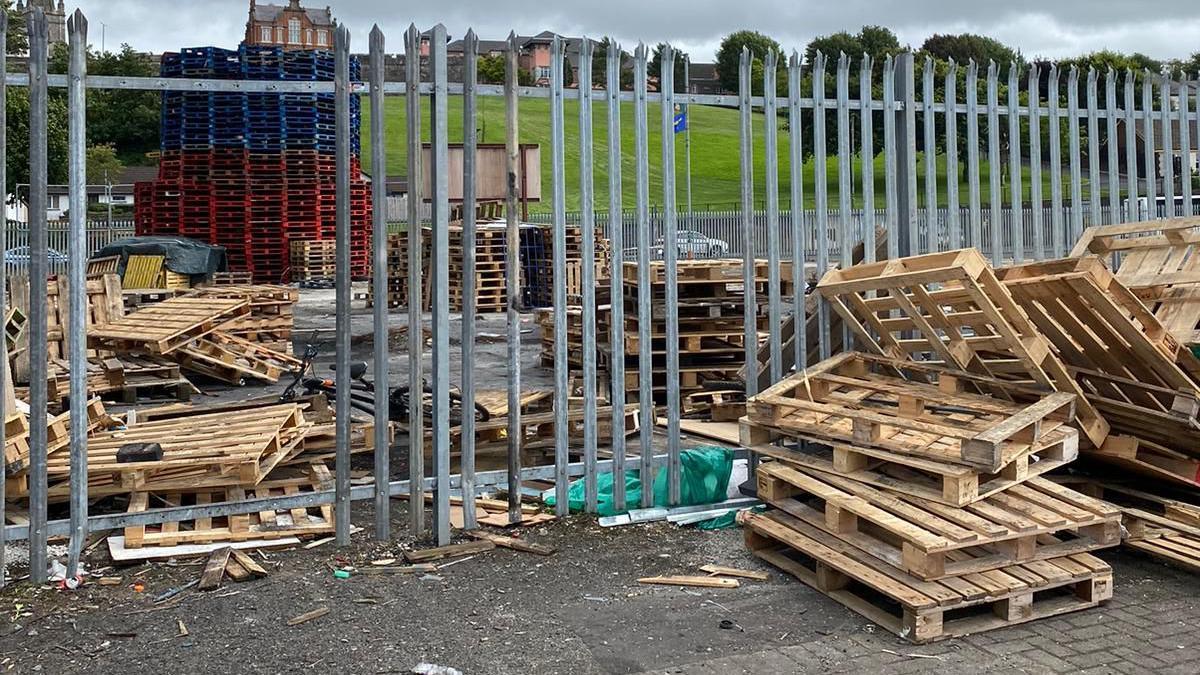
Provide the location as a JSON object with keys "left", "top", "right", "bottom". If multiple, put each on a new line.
{"left": 305, "top": 29, "right": 313, "bottom": 46}
{"left": 317, "top": 30, "right": 327, "bottom": 46}
{"left": 535, "top": 66, "right": 551, "bottom": 80}
{"left": 260, "top": 26, "right": 271, "bottom": 42}
{"left": 276, "top": 27, "right": 284, "bottom": 43}
{"left": 289, "top": 18, "right": 301, "bottom": 44}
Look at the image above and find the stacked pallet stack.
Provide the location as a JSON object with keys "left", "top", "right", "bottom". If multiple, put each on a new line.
{"left": 366, "top": 231, "right": 427, "bottom": 309}
{"left": 136, "top": 45, "right": 371, "bottom": 283}
{"left": 740, "top": 353, "right": 1119, "bottom": 643}
{"left": 522, "top": 225, "right": 611, "bottom": 308}
{"left": 605, "top": 259, "right": 788, "bottom": 403}
{"left": 192, "top": 284, "right": 299, "bottom": 355}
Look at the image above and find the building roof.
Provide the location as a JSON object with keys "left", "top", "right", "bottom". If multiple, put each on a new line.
{"left": 252, "top": 2, "right": 334, "bottom": 27}
{"left": 446, "top": 38, "right": 511, "bottom": 54}
{"left": 689, "top": 62, "right": 718, "bottom": 80}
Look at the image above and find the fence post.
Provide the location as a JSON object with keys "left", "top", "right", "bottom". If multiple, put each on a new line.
{"left": 430, "top": 25, "right": 452, "bottom": 545}
{"left": 66, "top": 9, "right": 89, "bottom": 581}
{"left": 503, "top": 32, "right": 524, "bottom": 524}
{"left": 369, "top": 24, "right": 391, "bottom": 540}
{"left": 894, "top": 52, "right": 917, "bottom": 257}
{"left": 405, "top": 24, "right": 426, "bottom": 535}
{"left": 333, "top": 23, "right": 353, "bottom": 547}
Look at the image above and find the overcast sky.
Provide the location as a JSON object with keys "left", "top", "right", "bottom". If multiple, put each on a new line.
{"left": 80, "top": 0, "right": 1200, "bottom": 63}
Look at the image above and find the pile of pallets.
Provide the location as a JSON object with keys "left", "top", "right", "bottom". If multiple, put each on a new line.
{"left": 192, "top": 284, "right": 299, "bottom": 354}
{"left": 603, "top": 259, "right": 790, "bottom": 403}
{"left": 741, "top": 353, "right": 1118, "bottom": 643}
{"left": 289, "top": 239, "right": 337, "bottom": 283}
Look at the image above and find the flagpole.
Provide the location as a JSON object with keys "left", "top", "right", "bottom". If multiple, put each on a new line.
{"left": 683, "top": 55, "right": 693, "bottom": 232}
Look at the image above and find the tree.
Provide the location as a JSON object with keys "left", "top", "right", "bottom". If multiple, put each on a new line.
{"left": 3, "top": 0, "right": 27, "bottom": 54}
{"left": 478, "top": 54, "right": 505, "bottom": 84}
{"left": 86, "top": 143, "right": 124, "bottom": 186}
{"left": 5, "top": 90, "right": 69, "bottom": 202}
{"left": 562, "top": 52, "right": 574, "bottom": 87}
{"left": 649, "top": 42, "right": 688, "bottom": 87}
{"left": 50, "top": 43, "right": 160, "bottom": 165}
{"left": 715, "top": 30, "right": 783, "bottom": 94}
{"left": 593, "top": 38, "right": 633, "bottom": 90}
{"left": 921, "top": 33, "right": 1020, "bottom": 72}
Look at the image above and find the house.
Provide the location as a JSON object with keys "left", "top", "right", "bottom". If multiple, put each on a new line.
{"left": 441, "top": 32, "right": 602, "bottom": 86}
{"left": 244, "top": 0, "right": 335, "bottom": 51}
{"left": 6, "top": 166, "right": 158, "bottom": 223}
{"left": 687, "top": 62, "right": 722, "bottom": 94}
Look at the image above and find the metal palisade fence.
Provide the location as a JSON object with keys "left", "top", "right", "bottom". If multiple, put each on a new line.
{"left": 3, "top": 8, "right": 1200, "bottom": 584}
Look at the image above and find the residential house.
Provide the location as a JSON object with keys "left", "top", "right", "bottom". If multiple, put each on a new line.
{"left": 687, "top": 62, "right": 722, "bottom": 94}
{"left": 244, "top": 0, "right": 335, "bottom": 51}
{"left": 7, "top": 166, "right": 158, "bottom": 223}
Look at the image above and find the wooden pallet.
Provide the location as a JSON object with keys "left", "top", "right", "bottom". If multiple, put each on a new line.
{"left": 45, "top": 404, "right": 309, "bottom": 495}
{"left": 817, "top": 249, "right": 1108, "bottom": 447}
{"left": 123, "top": 465, "right": 334, "bottom": 548}
{"left": 174, "top": 332, "right": 301, "bottom": 384}
{"left": 89, "top": 296, "right": 250, "bottom": 354}
{"left": 8, "top": 273, "right": 124, "bottom": 381}
{"left": 124, "top": 254, "right": 166, "bottom": 288}
{"left": 748, "top": 428, "right": 1078, "bottom": 508}
{"left": 745, "top": 352, "right": 1077, "bottom": 473}
{"left": 744, "top": 510, "right": 1113, "bottom": 643}
{"left": 622, "top": 259, "right": 794, "bottom": 285}
{"left": 1070, "top": 218, "right": 1200, "bottom": 345}
{"left": 756, "top": 463, "right": 1121, "bottom": 580}
{"left": 996, "top": 257, "right": 1200, "bottom": 411}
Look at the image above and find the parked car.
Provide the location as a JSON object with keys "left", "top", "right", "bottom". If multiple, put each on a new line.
{"left": 653, "top": 230, "right": 730, "bottom": 258}
{"left": 3, "top": 246, "right": 69, "bottom": 267}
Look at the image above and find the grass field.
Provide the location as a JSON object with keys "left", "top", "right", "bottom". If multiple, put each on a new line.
{"left": 361, "top": 97, "right": 1076, "bottom": 213}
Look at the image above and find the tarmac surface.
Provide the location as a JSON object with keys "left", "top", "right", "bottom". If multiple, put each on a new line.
{"left": 1, "top": 287, "right": 1197, "bottom": 674}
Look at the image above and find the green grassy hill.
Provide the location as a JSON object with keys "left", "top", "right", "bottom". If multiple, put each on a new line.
{"left": 362, "top": 97, "right": 1070, "bottom": 213}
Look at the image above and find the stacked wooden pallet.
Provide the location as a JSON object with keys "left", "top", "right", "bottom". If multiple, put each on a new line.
{"left": 8, "top": 273, "right": 125, "bottom": 382}
{"left": 740, "top": 352, "right": 1118, "bottom": 643}
{"left": 289, "top": 239, "right": 337, "bottom": 283}
{"left": 366, "top": 229, "right": 431, "bottom": 310}
{"left": 194, "top": 284, "right": 299, "bottom": 354}
{"left": 88, "top": 294, "right": 301, "bottom": 386}
{"left": 21, "top": 355, "right": 194, "bottom": 409}
{"left": 604, "top": 259, "right": 789, "bottom": 403}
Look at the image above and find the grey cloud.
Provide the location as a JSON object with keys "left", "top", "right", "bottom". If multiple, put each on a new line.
{"left": 80, "top": 0, "right": 1200, "bottom": 62}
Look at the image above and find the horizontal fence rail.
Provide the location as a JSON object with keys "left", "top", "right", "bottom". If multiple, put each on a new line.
{"left": 3, "top": 7, "right": 1199, "bottom": 589}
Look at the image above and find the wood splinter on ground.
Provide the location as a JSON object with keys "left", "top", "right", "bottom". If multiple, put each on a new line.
{"left": 638, "top": 575, "right": 741, "bottom": 589}
{"left": 197, "top": 546, "right": 270, "bottom": 590}
{"left": 287, "top": 607, "right": 329, "bottom": 626}
{"left": 403, "top": 540, "right": 495, "bottom": 564}
{"left": 699, "top": 565, "right": 769, "bottom": 581}
{"left": 465, "top": 530, "right": 556, "bottom": 556}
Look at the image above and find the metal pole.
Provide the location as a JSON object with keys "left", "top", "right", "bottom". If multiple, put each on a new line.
{"left": 739, "top": 47, "right": 758, "bottom": 393}
{"left": 369, "top": 25, "right": 390, "bottom": 540}
{"left": 504, "top": 32, "right": 524, "bottom": 524}
{"left": 986, "top": 61, "right": 1002, "bottom": 264}
{"left": 26, "top": 6, "right": 50, "bottom": 585}
{"left": 895, "top": 52, "right": 917, "bottom": 258}
{"left": 607, "top": 40, "right": 627, "bottom": 513}
{"left": 460, "top": 30, "right": 479, "bottom": 529}
{"left": 861, "top": 54, "right": 876, "bottom": 262}
{"left": 684, "top": 55, "right": 693, "bottom": 234}
{"left": 922, "top": 56, "right": 937, "bottom": 253}
{"left": 1087, "top": 68, "right": 1102, "bottom": 227}
{"left": 1124, "top": 70, "right": 1139, "bottom": 222}
{"left": 940, "top": 60, "right": 959, "bottom": 251}
{"left": 404, "top": 24, "right": 425, "bottom": 536}
{"left": 661, "top": 45, "right": 681, "bottom": 504}
{"left": 430, "top": 25, "right": 451, "bottom": 545}
{"left": 788, "top": 53, "right": 806, "bottom": 370}
{"left": 966, "top": 60, "right": 982, "bottom": 250}
{"left": 1008, "top": 62, "right": 1023, "bottom": 263}
{"left": 66, "top": 9, "right": 88, "bottom": 581}
{"left": 1068, "top": 67, "right": 1083, "bottom": 244}
{"left": 1180, "top": 79, "right": 1194, "bottom": 218}
{"left": 883, "top": 55, "right": 898, "bottom": 258}
{"left": 1142, "top": 71, "right": 1157, "bottom": 216}
{"left": 837, "top": 53, "right": 853, "bottom": 263}
{"left": 1160, "top": 72, "right": 1175, "bottom": 219}
{"left": 812, "top": 53, "right": 830, "bottom": 357}
{"left": 0, "top": 9, "right": 8, "bottom": 588}
{"left": 634, "top": 45, "right": 654, "bottom": 507}
{"left": 333, "top": 24, "right": 352, "bottom": 547}
{"left": 549, "top": 37, "right": 569, "bottom": 517}
{"left": 1105, "top": 69, "right": 1121, "bottom": 222}
{"left": 1028, "top": 64, "right": 1044, "bottom": 259}
{"left": 1049, "top": 66, "right": 1065, "bottom": 251}
{"left": 763, "top": 51, "right": 781, "bottom": 384}
{"left": 578, "top": 38, "right": 599, "bottom": 513}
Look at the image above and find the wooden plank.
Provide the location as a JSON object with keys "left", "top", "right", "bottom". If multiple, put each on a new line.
{"left": 198, "top": 547, "right": 232, "bottom": 590}
{"left": 229, "top": 548, "right": 269, "bottom": 578}
{"left": 699, "top": 564, "right": 769, "bottom": 581}
{"left": 403, "top": 540, "right": 495, "bottom": 563}
{"left": 637, "top": 575, "right": 741, "bottom": 589}
{"left": 464, "top": 530, "right": 555, "bottom": 556}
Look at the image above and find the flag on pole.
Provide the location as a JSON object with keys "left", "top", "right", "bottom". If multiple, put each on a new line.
{"left": 673, "top": 103, "right": 687, "bottom": 133}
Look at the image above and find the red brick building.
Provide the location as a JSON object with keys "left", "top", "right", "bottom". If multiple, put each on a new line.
{"left": 244, "top": 0, "right": 335, "bottom": 50}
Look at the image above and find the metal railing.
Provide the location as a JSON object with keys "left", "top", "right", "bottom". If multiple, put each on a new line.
{"left": 4, "top": 6, "right": 1200, "bottom": 586}
{"left": 3, "top": 220, "right": 134, "bottom": 279}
